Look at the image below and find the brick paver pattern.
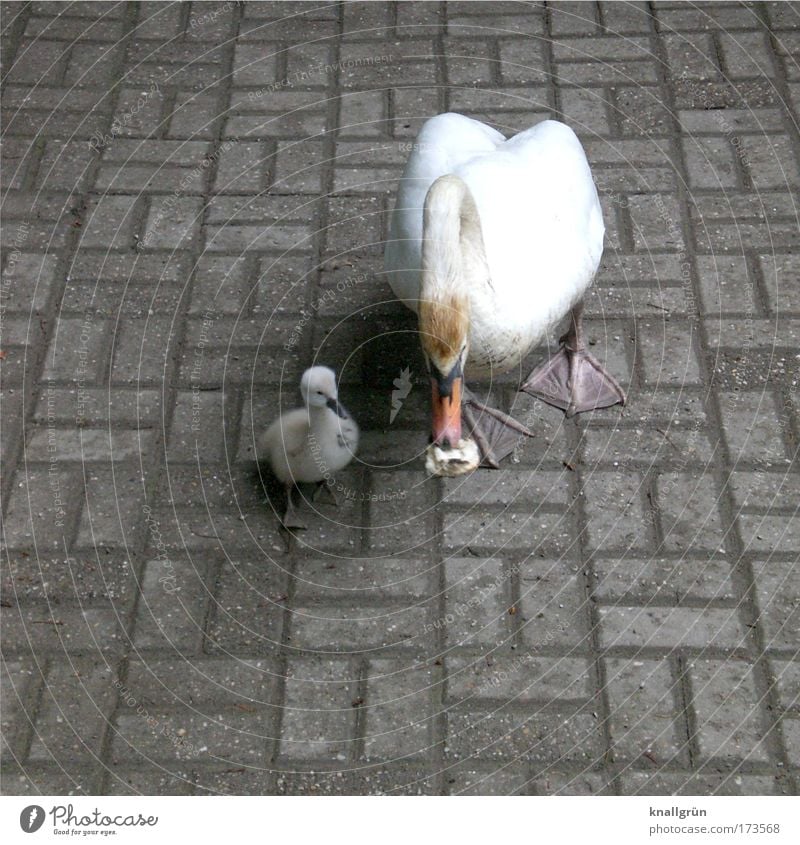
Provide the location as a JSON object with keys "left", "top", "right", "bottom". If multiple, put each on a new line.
{"left": 1, "top": 1, "right": 798, "bottom": 796}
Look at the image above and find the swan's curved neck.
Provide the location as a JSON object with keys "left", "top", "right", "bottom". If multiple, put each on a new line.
{"left": 421, "top": 175, "right": 487, "bottom": 302}
{"left": 418, "top": 176, "right": 487, "bottom": 369}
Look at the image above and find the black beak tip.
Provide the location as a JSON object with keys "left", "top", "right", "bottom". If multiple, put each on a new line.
{"left": 326, "top": 396, "right": 348, "bottom": 419}
{"left": 430, "top": 435, "right": 452, "bottom": 451}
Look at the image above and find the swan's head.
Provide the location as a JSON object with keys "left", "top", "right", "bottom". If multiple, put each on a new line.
{"left": 418, "top": 294, "right": 469, "bottom": 448}
{"left": 300, "top": 366, "right": 347, "bottom": 417}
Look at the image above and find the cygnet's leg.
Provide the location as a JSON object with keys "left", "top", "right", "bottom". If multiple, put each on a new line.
{"left": 520, "top": 301, "right": 626, "bottom": 417}
{"left": 312, "top": 480, "right": 340, "bottom": 507}
{"left": 282, "top": 483, "right": 306, "bottom": 530}
{"left": 462, "top": 386, "right": 534, "bottom": 469}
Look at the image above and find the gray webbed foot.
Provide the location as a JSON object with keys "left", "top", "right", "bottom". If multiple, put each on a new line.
{"left": 462, "top": 388, "right": 534, "bottom": 468}
{"left": 520, "top": 301, "right": 626, "bottom": 417}
{"left": 282, "top": 484, "right": 306, "bottom": 530}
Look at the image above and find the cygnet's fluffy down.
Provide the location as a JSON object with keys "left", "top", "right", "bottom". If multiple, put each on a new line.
{"left": 259, "top": 366, "right": 359, "bottom": 528}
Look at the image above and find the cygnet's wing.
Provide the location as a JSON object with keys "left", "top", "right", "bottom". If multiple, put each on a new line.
{"left": 259, "top": 409, "right": 310, "bottom": 460}
{"left": 334, "top": 406, "right": 359, "bottom": 452}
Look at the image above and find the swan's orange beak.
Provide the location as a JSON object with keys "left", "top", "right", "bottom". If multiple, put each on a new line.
{"left": 431, "top": 365, "right": 463, "bottom": 449}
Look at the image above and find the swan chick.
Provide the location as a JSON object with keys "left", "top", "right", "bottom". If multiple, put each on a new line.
{"left": 259, "top": 366, "right": 359, "bottom": 529}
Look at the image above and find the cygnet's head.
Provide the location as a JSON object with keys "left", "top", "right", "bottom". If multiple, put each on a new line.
{"left": 300, "top": 366, "right": 346, "bottom": 417}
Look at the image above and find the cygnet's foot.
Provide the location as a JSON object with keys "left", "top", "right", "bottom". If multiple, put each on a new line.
{"left": 521, "top": 347, "right": 626, "bottom": 417}
{"left": 282, "top": 486, "right": 306, "bottom": 530}
{"left": 312, "top": 480, "right": 340, "bottom": 507}
{"left": 462, "top": 389, "right": 534, "bottom": 469}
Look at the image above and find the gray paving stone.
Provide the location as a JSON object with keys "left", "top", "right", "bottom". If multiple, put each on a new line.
{"left": 718, "top": 31, "right": 778, "bottom": 80}
{"left": 112, "top": 707, "right": 271, "bottom": 767}
{"left": 583, "top": 471, "right": 649, "bottom": 552}
{"left": 2, "top": 550, "right": 136, "bottom": 604}
{"left": 28, "top": 659, "right": 116, "bottom": 764}
{"left": 125, "top": 656, "right": 280, "bottom": 709}
{"left": 720, "top": 391, "right": 790, "bottom": 462}
{"left": 363, "top": 658, "right": 437, "bottom": 760}
{"left": 442, "top": 469, "right": 570, "bottom": 506}
{"left": 697, "top": 255, "right": 757, "bottom": 314}
{"left": 37, "top": 141, "right": 97, "bottom": 192}
{"left": 446, "top": 706, "right": 603, "bottom": 765}
{"left": 167, "top": 91, "right": 224, "bottom": 140}
{"left": 444, "top": 508, "right": 577, "bottom": 556}
{"left": 519, "top": 558, "right": 591, "bottom": 650}
{"left": 1, "top": 603, "right": 125, "bottom": 656}
{"left": 279, "top": 658, "right": 358, "bottom": 761}
{"left": 772, "top": 660, "right": 800, "bottom": 713}
{"left": 191, "top": 766, "right": 274, "bottom": 795}
{"left": 2, "top": 464, "right": 82, "bottom": 551}
{"left": 0, "top": 659, "right": 41, "bottom": 763}
{"left": 728, "top": 469, "right": 800, "bottom": 512}
{"left": 292, "top": 557, "right": 434, "bottom": 602}
{"left": 624, "top": 770, "right": 783, "bottom": 796}
{"left": 444, "top": 557, "right": 513, "bottom": 648}
{"left": 664, "top": 32, "right": 719, "bottom": 80}
{"left": 550, "top": 1, "right": 600, "bottom": 35}
{"left": 446, "top": 655, "right": 592, "bottom": 704}
{"left": 560, "top": 88, "right": 613, "bottom": 135}
{"left": 752, "top": 559, "right": 800, "bottom": 653}
{"left": 655, "top": 472, "right": 727, "bottom": 553}
{"left": 33, "top": 387, "right": 162, "bottom": 429}
{"left": 288, "top": 602, "right": 428, "bottom": 655}
{"left": 598, "top": 606, "right": 747, "bottom": 651}
{"left": 134, "top": 557, "right": 210, "bottom": 653}
{"left": 706, "top": 317, "right": 800, "bottom": 350}
{"left": 107, "top": 87, "right": 168, "bottom": 140}
{"left": 1, "top": 763, "right": 100, "bottom": 795}
{"left": 110, "top": 316, "right": 174, "bottom": 385}
{"left": 758, "top": 254, "right": 800, "bottom": 314}
{"left": 78, "top": 195, "right": 141, "bottom": 250}
{"left": 265, "top": 768, "right": 348, "bottom": 795}
{"left": 529, "top": 768, "right": 614, "bottom": 795}
{"left": 593, "top": 555, "right": 737, "bottom": 605}
{"left": 606, "top": 656, "right": 687, "bottom": 765}
{"left": 105, "top": 767, "right": 194, "bottom": 796}
{"left": 683, "top": 135, "right": 740, "bottom": 189}
{"left": 445, "top": 760, "right": 530, "bottom": 795}
{"left": 690, "top": 658, "right": 770, "bottom": 763}
{"left": 142, "top": 197, "right": 204, "bottom": 250}
{"left": 205, "top": 558, "right": 288, "bottom": 655}
{"left": 655, "top": 5, "right": 763, "bottom": 32}
{"left": 75, "top": 466, "right": 148, "bottom": 548}
{"left": 583, "top": 424, "right": 710, "bottom": 466}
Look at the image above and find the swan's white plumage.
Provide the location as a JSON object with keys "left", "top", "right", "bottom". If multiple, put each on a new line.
{"left": 384, "top": 113, "right": 605, "bottom": 377}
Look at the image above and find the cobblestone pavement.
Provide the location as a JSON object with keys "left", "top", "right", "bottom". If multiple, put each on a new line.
{"left": 1, "top": 1, "right": 798, "bottom": 797}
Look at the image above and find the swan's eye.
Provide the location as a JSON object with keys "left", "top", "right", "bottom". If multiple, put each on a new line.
{"left": 317, "top": 390, "right": 324, "bottom": 395}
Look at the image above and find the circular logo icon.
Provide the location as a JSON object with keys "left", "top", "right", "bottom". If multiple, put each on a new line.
{"left": 20, "top": 806, "right": 45, "bottom": 833}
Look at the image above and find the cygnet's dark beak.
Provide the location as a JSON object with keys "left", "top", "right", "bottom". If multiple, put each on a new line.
{"left": 326, "top": 396, "right": 348, "bottom": 419}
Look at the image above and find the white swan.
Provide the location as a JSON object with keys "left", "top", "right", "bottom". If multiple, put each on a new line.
{"left": 258, "top": 366, "right": 359, "bottom": 528}
{"left": 384, "top": 113, "right": 625, "bottom": 475}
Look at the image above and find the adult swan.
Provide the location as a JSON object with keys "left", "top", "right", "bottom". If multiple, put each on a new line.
{"left": 384, "top": 113, "right": 625, "bottom": 476}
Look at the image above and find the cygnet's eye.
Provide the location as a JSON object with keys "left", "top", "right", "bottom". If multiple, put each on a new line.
{"left": 316, "top": 390, "right": 324, "bottom": 395}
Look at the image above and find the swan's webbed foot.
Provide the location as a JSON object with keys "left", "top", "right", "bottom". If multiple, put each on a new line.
{"left": 462, "top": 389, "right": 533, "bottom": 469}
{"left": 312, "top": 480, "right": 340, "bottom": 507}
{"left": 282, "top": 484, "right": 306, "bottom": 530}
{"left": 521, "top": 347, "right": 626, "bottom": 417}
{"left": 520, "top": 302, "right": 626, "bottom": 417}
